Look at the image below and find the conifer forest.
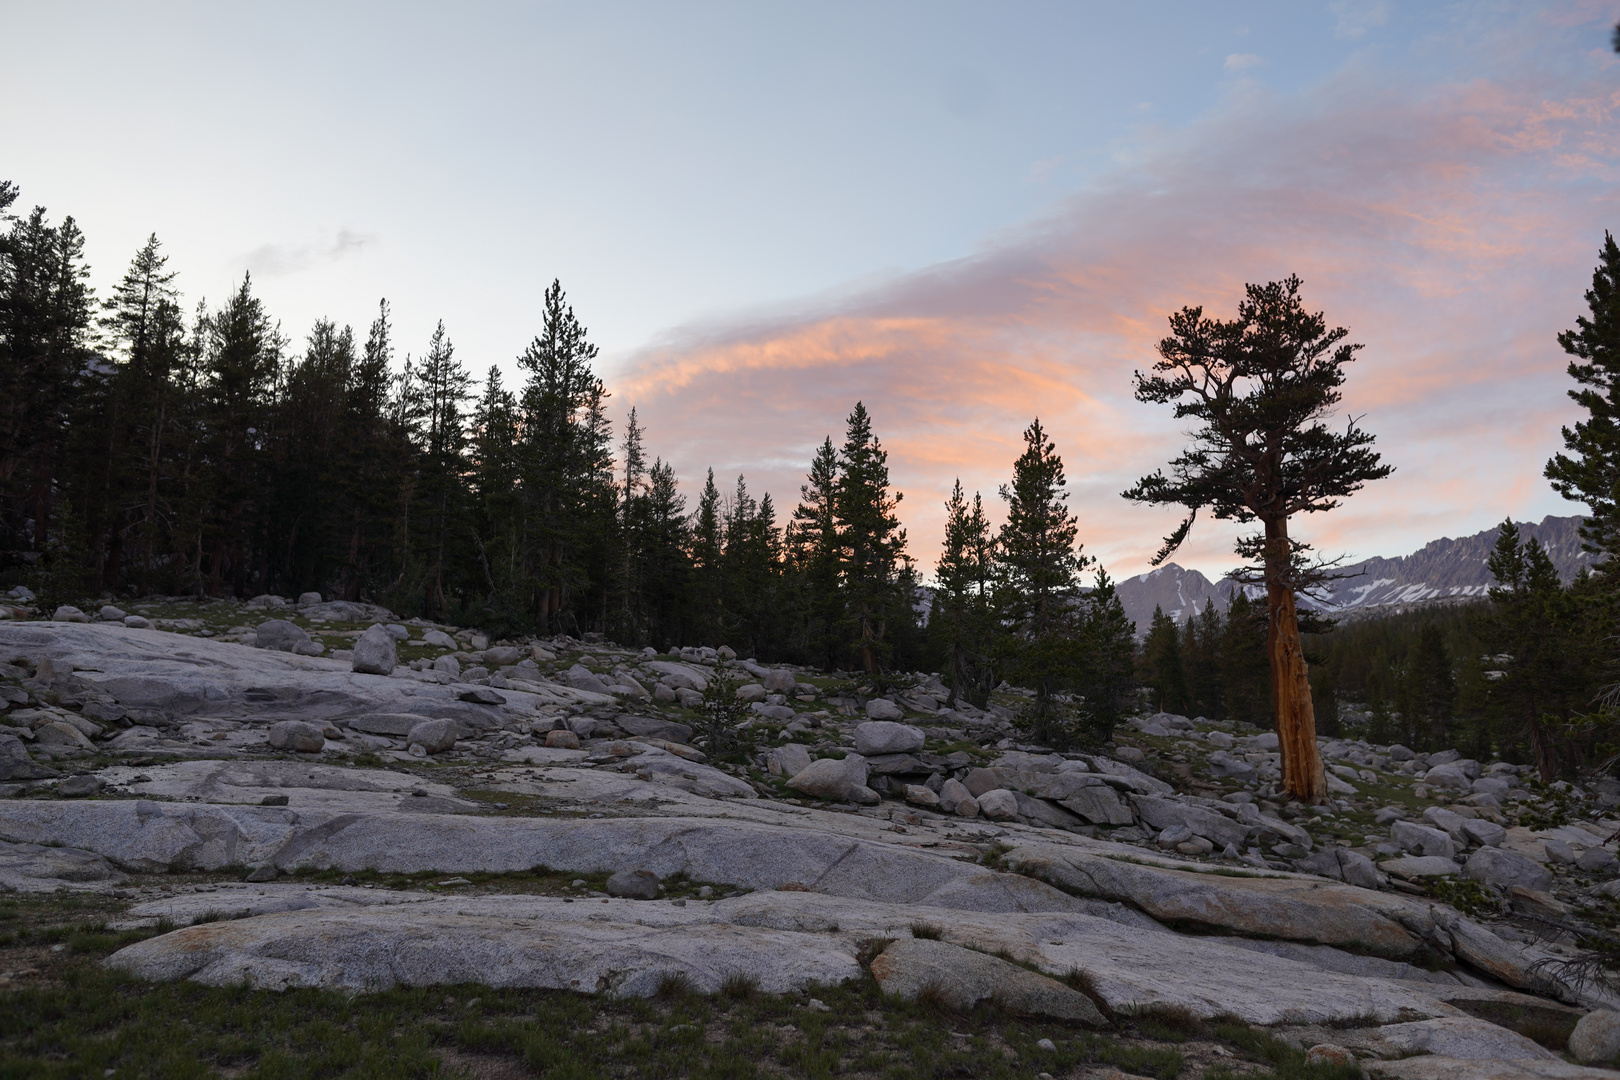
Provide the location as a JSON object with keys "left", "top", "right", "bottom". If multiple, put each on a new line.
{"left": 3, "top": 177, "right": 1620, "bottom": 775}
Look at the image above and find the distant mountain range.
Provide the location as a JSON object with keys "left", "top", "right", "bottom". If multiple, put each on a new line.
{"left": 1113, "top": 515, "right": 1595, "bottom": 635}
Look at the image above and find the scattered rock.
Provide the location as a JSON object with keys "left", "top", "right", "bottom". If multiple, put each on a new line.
{"left": 786, "top": 756, "right": 879, "bottom": 805}
{"left": 1577, "top": 847, "right": 1619, "bottom": 875}
{"left": 977, "top": 789, "right": 1019, "bottom": 820}
{"left": 545, "top": 730, "right": 581, "bottom": 750}
{"left": 406, "top": 718, "right": 457, "bottom": 755}
{"left": 255, "top": 619, "right": 312, "bottom": 652}
{"left": 605, "top": 869, "right": 661, "bottom": 900}
{"left": 56, "top": 774, "right": 103, "bottom": 798}
{"left": 267, "top": 720, "right": 325, "bottom": 753}
{"left": 51, "top": 605, "right": 91, "bottom": 623}
{"left": 1392, "top": 820, "right": 1456, "bottom": 859}
{"left": 854, "top": 720, "right": 922, "bottom": 754}
{"left": 863, "top": 699, "right": 905, "bottom": 722}
{"left": 1465, "top": 847, "right": 1553, "bottom": 893}
{"left": 352, "top": 624, "right": 399, "bottom": 675}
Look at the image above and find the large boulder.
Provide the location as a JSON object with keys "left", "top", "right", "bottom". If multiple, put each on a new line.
{"left": 770, "top": 743, "right": 812, "bottom": 779}
{"left": 351, "top": 624, "right": 398, "bottom": 676}
{"left": 1392, "top": 820, "right": 1455, "bottom": 859}
{"left": 1465, "top": 846, "right": 1553, "bottom": 893}
{"left": 406, "top": 718, "right": 457, "bottom": 755}
{"left": 34, "top": 721, "right": 95, "bottom": 750}
{"left": 786, "top": 756, "right": 878, "bottom": 805}
{"left": 565, "top": 665, "right": 613, "bottom": 696}
{"left": 863, "top": 698, "right": 905, "bottom": 721}
{"left": 423, "top": 629, "right": 456, "bottom": 649}
{"left": 869, "top": 937, "right": 1105, "bottom": 1025}
{"left": 853, "top": 721, "right": 924, "bottom": 756}
{"left": 51, "top": 605, "right": 91, "bottom": 623}
{"left": 267, "top": 720, "right": 325, "bottom": 753}
{"left": 0, "top": 732, "right": 53, "bottom": 781}
{"left": 977, "top": 789, "right": 1019, "bottom": 820}
{"left": 605, "top": 869, "right": 660, "bottom": 900}
{"left": 255, "top": 620, "right": 312, "bottom": 653}
{"left": 761, "top": 669, "right": 797, "bottom": 694}
{"left": 1571, "top": 1010, "right": 1620, "bottom": 1065}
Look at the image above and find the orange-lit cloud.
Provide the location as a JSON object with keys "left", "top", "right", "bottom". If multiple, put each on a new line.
{"left": 614, "top": 43, "right": 1620, "bottom": 583}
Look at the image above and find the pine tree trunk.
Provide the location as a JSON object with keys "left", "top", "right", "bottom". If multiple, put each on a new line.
{"left": 1264, "top": 520, "right": 1326, "bottom": 802}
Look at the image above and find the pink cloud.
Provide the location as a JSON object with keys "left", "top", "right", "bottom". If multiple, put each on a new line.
{"left": 615, "top": 34, "right": 1620, "bottom": 583}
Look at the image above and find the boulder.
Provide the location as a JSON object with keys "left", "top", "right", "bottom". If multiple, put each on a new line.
{"left": 98, "top": 605, "right": 127, "bottom": 621}
{"left": 770, "top": 743, "right": 812, "bottom": 779}
{"left": 34, "top": 721, "right": 94, "bottom": 749}
{"left": 761, "top": 670, "right": 797, "bottom": 694}
{"left": 483, "top": 646, "right": 522, "bottom": 667}
{"left": 1465, "top": 847, "right": 1553, "bottom": 892}
{"left": 1424, "top": 763, "right": 1474, "bottom": 791}
{"left": 384, "top": 624, "right": 409, "bottom": 640}
{"left": 406, "top": 718, "right": 457, "bottom": 755}
{"left": 267, "top": 720, "right": 325, "bottom": 753}
{"left": 786, "top": 756, "right": 878, "bottom": 805}
{"left": 904, "top": 785, "right": 940, "bottom": 808}
{"left": 56, "top": 774, "right": 104, "bottom": 798}
{"left": 1296, "top": 848, "right": 1383, "bottom": 890}
{"left": 433, "top": 656, "right": 460, "bottom": 678}
{"left": 1056, "top": 785, "right": 1134, "bottom": 825}
{"left": 977, "top": 789, "right": 1019, "bottom": 820}
{"left": 1380, "top": 856, "right": 1461, "bottom": 879}
{"left": 255, "top": 620, "right": 312, "bottom": 653}
{"left": 1570, "top": 1010, "right": 1620, "bottom": 1065}
{"left": 1392, "top": 820, "right": 1456, "bottom": 859}
{"left": 615, "top": 715, "right": 693, "bottom": 745}
{"left": 937, "top": 778, "right": 973, "bottom": 814}
{"left": 565, "top": 665, "right": 613, "bottom": 696}
{"left": 853, "top": 721, "right": 924, "bottom": 756}
{"left": 545, "top": 730, "right": 581, "bottom": 750}
{"left": 423, "top": 629, "right": 456, "bottom": 649}
{"left": 51, "top": 606, "right": 91, "bottom": 622}
{"left": 863, "top": 698, "right": 905, "bottom": 721}
{"left": 1579, "top": 846, "right": 1620, "bottom": 874}
{"left": 122, "top": 615, "right": 152, "bottom": 629}
{"left": 0, "top": 733, "right": 54, "bottom": 781}
{"left": 351, "top": 624, "right": 398, "bottom": 676}
{"left": 869, "top": 937, "right": 1105, "bottom": 1025}
{"left": 1130, "top": 795, "right": 1247, "bottom": 849}
{"left": 345, "top": 713, "right": 436, "bottom": 737}
{"left": 1462, "top": 819, "right": 1507, "bottom": 848}
{"left": 734, "top": 684, "right": 767, "bottom": 703}
{"left": 605, "top": 869, "right": 660, "bottom": 900}
{"left": 297, "top": 592, "right": 323, "bottom": 606}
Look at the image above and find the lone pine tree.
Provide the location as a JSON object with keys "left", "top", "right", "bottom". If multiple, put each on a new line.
{"left": 1124, "top": 276, "right": 1391, "bottom": 801}
{"left": 1547, "top": 232, "right": 1620, "bottom": 568}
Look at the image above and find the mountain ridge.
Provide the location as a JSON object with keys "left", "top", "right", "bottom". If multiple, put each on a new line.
{"left": 1114, "top": 515, "right": 1594, "bottom": 635}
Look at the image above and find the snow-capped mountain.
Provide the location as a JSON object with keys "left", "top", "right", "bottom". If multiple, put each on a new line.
{"left": 1114, "top": 515, "right": 1594, "bottom": 635}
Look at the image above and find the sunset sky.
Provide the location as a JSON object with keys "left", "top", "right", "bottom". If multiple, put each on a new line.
{"left": 5, "top": 1, "right": 1617, "bottom": 582}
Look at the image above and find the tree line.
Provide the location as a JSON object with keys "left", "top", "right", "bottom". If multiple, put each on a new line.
{"left": 0, "top": 180, "right": 1138, "bottom": 742}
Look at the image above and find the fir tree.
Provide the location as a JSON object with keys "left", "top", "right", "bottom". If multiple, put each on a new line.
{"left": 1547, "top": 232, "right": 1620, "bottom": 564}
{"left": 835, "top": 402, "right": 907, "bottom": 674}
{"left": 994, "top": 419, "right": 1091, "bottom": 746}
{"left": 1140, "top": 606, "right": 1187, "bottom": 714}
{"left": 790, "top": 436, "right": 843, "bottom": 670}
{"left": 934, "top": 480, "right": 996, "bottom": 707}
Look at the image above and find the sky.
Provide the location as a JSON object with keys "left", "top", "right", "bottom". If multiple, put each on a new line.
{"left": 3, "top": 1, "right": 1617, "bottom": 582}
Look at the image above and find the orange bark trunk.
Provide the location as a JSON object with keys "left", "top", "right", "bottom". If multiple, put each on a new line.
{"left": 1265, "top": 524, "right": 1327, "bottom": 803}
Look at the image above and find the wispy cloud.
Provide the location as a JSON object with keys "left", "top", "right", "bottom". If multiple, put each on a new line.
{"left": 238, "top": 229, "right": 375, "bottom": 278}
{"left": 618, "top": 17, "right": 1617, "bottom": 582}
{"left": 1327, "top": 0, "right": 1390, "bottom": 41}
{"left": 1224, "top": 53, "right": 1265, "bottom": 71}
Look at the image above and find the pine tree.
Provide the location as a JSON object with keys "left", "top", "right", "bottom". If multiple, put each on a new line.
{"left": 1408, "top": 624, "right": 1456, "bottom": 750}
{"left": 1077, "top": 567, "right": 1137, "bottom": 741}
{"left": 1140, "top": 606, "right": 1187, "bottom": 714}
{"left": 1485, "top": 520, "right": 1589, "bottom": 779}
{"left": 934, "top": 480, "right": 996, "bottom": 707}
{"left": 994, "top": 419, "right": 1091, "bottom": 746}
{"left": 411, "top": 320, "right": 472, "bottom": 617}
{"left": 790, "top": 436, "right": 843, "bottom": 670}
{"left": 1547, "top": 232, "right": 1620, "bottom": 563}
{"left": 1125, "top": 276, "right": 1392, "bottom": 801}
{"left": 691, "top": 469, "right": 723, "bottom": 643}
{"left": 516, "top": 280, "right": 610, "bottom": 631}
{"left": 835, "top": 403, "right": 907, "bottom": 674}
{"left": 1220, "top": 591, "right": 1271, "bottom": 727}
